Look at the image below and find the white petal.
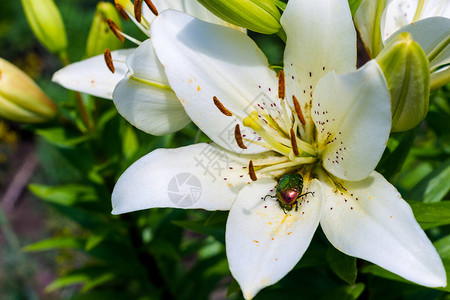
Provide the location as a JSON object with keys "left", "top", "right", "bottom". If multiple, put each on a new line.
{"left": 151, "top": 10, "right": 277, "bottom": 154}
{"left": 144, "top": 0, "right": 245, "bottom": 31}
{"left": 112, "top": 143, "right": 265, "bottom": 214}
{"left": 318, "top": 170, "right": 447, "bottom": 288}
{"left": 312, "top": 60, "right": 391, "bottom": 181}
{"left": 113, "top": 40, "right": 190, "bottom": 135}
{"left": 282, "top": 0, "right": 356, "bottom": 108}
{"left": 52, "top": 49, "right": 133, "bottom": 99}
{"left": 385, "top": 17, "right": 450, "bottom": 70}
{"left": 226, "top": 178, "right": 324, "bottom": 299}
{"left": 381, "top": 0, "right": 450, "bottom": 41}
{"left": 354, "top": 0, "right": 385, "bottom": 58}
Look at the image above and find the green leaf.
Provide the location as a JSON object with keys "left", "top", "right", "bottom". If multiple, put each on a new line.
{"left": 172, "top": 219, "right": 225, "bottom": 243}
{"left": 226, "top": 279, "right": 241, "bottom": 298}
{"left": 362, "top": 264, "right": 450, "bottom": 292}
{"left": 326, "top": 247, "right": 358, "bottom": 285}
{"left": 23, "top": 237, "right": 84, "bottom": 252}
{"left": 406, "top": 159, "right": 450, "bottom": 203}
{"left": 319, "top": 283, "right": 365, "bottom": 300}
{"left": 408, "top": 201, "right": 450, "bottom": 229}
{"left": 85, "top": 234, "right": 104, "bottom": 251}
{"left": 348, "top": 0, "right": 363, "bottom": 16}
{"left": 377, "top": 129, "right": 417, "bottom": 181}
{"left": 435, "top": 235, "right": 450, "bottom": 260}
{"left": 122, "top": 124, "right": 139, "bottom": 160}
{"left": 36, "top": 126, "right": 90, "bottom": 148}
{"left": 28, "top": 184, "right": 97, "bottom": 206}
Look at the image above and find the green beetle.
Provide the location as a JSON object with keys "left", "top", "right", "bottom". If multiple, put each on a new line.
{"left": 265, "top": 174, "right": 313, "bottom": 213}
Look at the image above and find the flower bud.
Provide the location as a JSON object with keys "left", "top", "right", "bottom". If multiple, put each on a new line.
{"left": 86, "top": 2, "right": 123, "bottom": 58}
{"left": 21, "top": 0, "right": 68, "bottom": 56}
{"left": 0, "top": 58, "right": 58, "bottom": 123}
{"left": 197, "top": 0, "right": 281, "bottom": 34}
{"left": 376, "top": 32, "right": 430, "bottom": 132}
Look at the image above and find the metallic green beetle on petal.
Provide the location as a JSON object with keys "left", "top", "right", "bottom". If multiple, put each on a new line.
{"left": 265, "top": 174, "right": 313, "bottom": 213}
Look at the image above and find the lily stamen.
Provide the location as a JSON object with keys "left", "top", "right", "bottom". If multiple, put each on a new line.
{"left": 290, "top": 128, "right": 299, "bottom": 156}
{"left": 278, "top": 70, "right": 285, "bottom": 99}
{"left": 213, "top": 96, "right": 232, "bottom": 116}
{"left": 292, "top": 95, "right": 306, "bottom": 125}
{"left": 106, "top": 19, "right": 125, "bottom": 42}
{"left": 134, "top": 0, "right": 142, "bottom": 23}
{"left": 144, "top": 0, "right": 159, "bottom": 16}
{"left": 115, "top": 3, "right": 130, "bottom": 21}
{"left": 249, "top": 160, "right": 257, "bottom": 181}
{"left": 107, "top": 19, "right": 142, "bottom": 45}
{"left": 234, "top": 124, "right": 247, "bottom": 149}
{"left": 104, "top": 49, "right": 115, "bottom": 73}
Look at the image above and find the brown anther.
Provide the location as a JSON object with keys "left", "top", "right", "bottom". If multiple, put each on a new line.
{"left": 106, "top": 19, "right": 125, "bottom": 42}
{"left": 290, "top": 128, "right": 299, "bottom": 156}
{"left": 278, "top": 69, "right": 285, "bottom": 99}
{"left": 143, "top": 0, "right": 159, "bottom": 15}
{"left": 104, "top": 49, "right": 115, "bottom": 73}
{"left": 115, "top": 3, "right": 130, "bottom": 21}
{"left": 234, "top": 124, "right": 247, "bottom": 149}
{"left": 249, "top": 160, "right": 257, "bottom": 181}
{"left": 292, "top": 95, "right": 306, "bottom": 125}
{"left": 213, "top": 96, "right": 232, "bottom": 116}
{"left": 134, "top": 0, "right": 142, "bottom": 23}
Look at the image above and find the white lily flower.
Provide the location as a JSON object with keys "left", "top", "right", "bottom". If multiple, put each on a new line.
{"left": 52, "top": 0, "right": 243, "bottom": 135}
{"left": 112, "top": 0, "right": 447, "bottom": 298}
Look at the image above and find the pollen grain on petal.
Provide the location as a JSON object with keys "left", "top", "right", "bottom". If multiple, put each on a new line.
{"left": 292, "top": 95, "right": 306, "bottom": 125}
{"left": 106, "top": 18, "right": 125, "bottom": 42}
{"left": 143, "top": 0, "right": 159, "bottom": 16}
{"left": 249, "top": 160, "right": 257, "bottom": 181}
{"left": 290, "top": 128, "right": 299, "bottom": 156}
{"left": 213, "top": 96, "right": 232, "bottom": 116}
{"left": 134, "top": 0, "right": 142, "bottom": 22}
{"left": 234, "top": 124, "right": 247, "bottom": 149}
{"left": 278, "top": 70, "right": 285, "bottom": 99}
{"left": 104, "top": 49, "right": 115, "bottom": 73}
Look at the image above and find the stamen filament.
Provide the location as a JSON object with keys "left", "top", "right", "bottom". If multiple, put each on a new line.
{"left": 129, "top": 75, "right": 172, "bottom": 90}
{"left": 257, "top": 157, "right": 317, "bottom": 173}
{"left": 244, "top": 112, "right": 291, "bottom": 155}
{"left": 252, "top": 156, "right": 289, "bottom": 166}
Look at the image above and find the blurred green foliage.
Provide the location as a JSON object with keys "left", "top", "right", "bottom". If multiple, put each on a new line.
{"left": 0, "top": 0, "right": 449, "bottom": 299}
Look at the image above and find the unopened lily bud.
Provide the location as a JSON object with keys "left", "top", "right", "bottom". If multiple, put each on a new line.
{"left": 0, "top": 58, "right": 57, "bottom": 123}
{"left": 21, "top": 0, "right": 67, "bottom": 56}
{"left": 86, "top": 2, "right": 123, "bottom": 57}
{"left": 197, "top": 0, "right": 281, "bottom": 34}
{"left": 376, "top": 32, "right": 429, "bottom": 132}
